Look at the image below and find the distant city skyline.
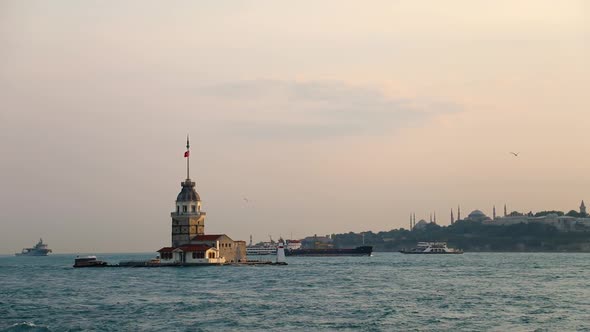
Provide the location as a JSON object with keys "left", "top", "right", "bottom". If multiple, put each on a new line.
{"left": 411, "top": 200, "right": 588, "bottom": 226}
{"left": 1, "top": 1, "right": 588, "bottom": 254}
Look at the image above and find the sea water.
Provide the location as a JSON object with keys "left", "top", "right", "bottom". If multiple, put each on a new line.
{"left": 1, "top": 253, "right": 589, "bottom": 331}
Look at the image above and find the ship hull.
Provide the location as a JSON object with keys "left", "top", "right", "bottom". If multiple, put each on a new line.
{"left": 285, "top": 246, "right": 373, "bottom": 256}
{"left": 399, "top": 251, "right": 463, "bottom": 254}
{"left": 73, "top": 263, "right": 108, "bottom": 268}
{"left": 15, "top": 251, "right": 50, "bottom": 256}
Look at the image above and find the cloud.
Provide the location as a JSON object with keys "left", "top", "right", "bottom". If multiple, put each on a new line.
{"left": 200, "top": 80, "right": 460, "bottom": 140}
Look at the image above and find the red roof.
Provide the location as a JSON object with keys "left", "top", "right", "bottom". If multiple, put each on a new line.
{"left": 176, "top": 244, "right": 212, "bottom": 252}
{"left": 157, "top": 247, "right": 175, "bottom": 253}
{"left": 192, "top": 234, "right": 225, "bottom": 241}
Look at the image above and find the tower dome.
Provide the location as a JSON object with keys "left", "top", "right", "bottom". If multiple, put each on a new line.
{"left": 177, "top": 180, "right": 200, "bottom": 202}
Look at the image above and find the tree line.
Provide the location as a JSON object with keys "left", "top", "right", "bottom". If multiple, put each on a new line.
{"left": 331, "top": 220, "right": 590, "bottom": 252}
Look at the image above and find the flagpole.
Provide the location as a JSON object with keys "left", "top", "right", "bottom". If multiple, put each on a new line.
{"left": 186, "top": 135, "right": 190, "bottom": 180}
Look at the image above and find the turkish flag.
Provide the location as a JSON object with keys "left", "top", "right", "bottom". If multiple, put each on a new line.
{"left": 184, "top": 151, "right": 190, "bottom": 158}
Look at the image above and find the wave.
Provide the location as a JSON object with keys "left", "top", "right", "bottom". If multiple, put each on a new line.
{"left": 1, "top": 322, "right": 52, "bottom": 332}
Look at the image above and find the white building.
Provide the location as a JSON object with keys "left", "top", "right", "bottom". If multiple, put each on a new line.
{"left": 481, "top": 200, "right": 590, "bottom": 231}
{"left": 158, "top": 244, "right": 225, "bottom": 264}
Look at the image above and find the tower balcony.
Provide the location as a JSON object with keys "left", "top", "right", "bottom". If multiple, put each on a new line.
{"left": 171, "top": 211, "right": 206, "bottom": 217}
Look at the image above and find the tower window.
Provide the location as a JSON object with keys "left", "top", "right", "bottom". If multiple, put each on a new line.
{"left": 177, "top": 206, "right": 180, "bottom": 213}
{"left": 183, "top": 205, "right": 187, "bottom": 213}
{"left": 191, "top": 205, "right": 196, "bottom": 213}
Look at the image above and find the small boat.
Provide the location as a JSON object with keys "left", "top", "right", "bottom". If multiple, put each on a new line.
{"left": 400, "top": 242, "right": 463, "bottom": 254}
{"left": 73, "top": 256, "right": 108, "bottom": 268}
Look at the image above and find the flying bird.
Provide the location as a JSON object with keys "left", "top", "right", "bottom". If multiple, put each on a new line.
{"left": 243, "top": 197, "right": 249, "bottom": 203}
{"left": 510, "top": 152, "right": 520, "bottom": 157}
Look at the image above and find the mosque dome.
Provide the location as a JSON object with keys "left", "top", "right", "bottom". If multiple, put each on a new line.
{"left": 176, "top": 180, "right": 200, "bottom": 202}
{"left": 414, "top": 219, "right": 429, "bottom": 230}
{"left": 468, "top": 210, "right": 486, "bottom": 218}
{"left": 467, "top": 210, "right": 489, "bottom": 221}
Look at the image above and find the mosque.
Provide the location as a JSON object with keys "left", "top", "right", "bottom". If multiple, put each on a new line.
{"left": 409, "top": 201, "right": 590, "bottom": 232}
{"left": 157, "top": 137, "right": 247, "bottom": 264}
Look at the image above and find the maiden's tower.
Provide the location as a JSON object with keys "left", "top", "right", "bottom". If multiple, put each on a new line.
{"left": 157, "top": 137, "right": 247, "bottom": 265}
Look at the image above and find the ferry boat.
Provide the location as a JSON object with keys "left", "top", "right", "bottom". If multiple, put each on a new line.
{"left": 15, "top": 238, "right": 52, "bottom": 256}
{"left": 246, "top": 239, "right": 303, "bottom": 256}
{"left": 246, "top": 242, "right": 277, "bottom": 255}
{"left": 399, "top": 242, "right": 463, "bottom": 254}
{"left": 73, "top": 256, "right": 108, "bottom": 268}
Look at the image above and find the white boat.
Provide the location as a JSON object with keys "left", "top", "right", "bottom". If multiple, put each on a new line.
{"left": 285, "top": 240, "right": 302, "bottom": 251}
{"left": 246, "top": 242, "right": 277, "bottom": 255}
{"left": 15, "top": 238, "right": 52, "bottom": 256}
{"left": 246, "top": 239, "right": 302, "bottom": 256}
{"left": 400, "top": 242, "right": 463, "bottom": 254}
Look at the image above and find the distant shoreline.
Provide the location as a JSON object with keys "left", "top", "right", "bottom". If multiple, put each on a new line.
{"left": 3, "top": 251, "right": 590, "bottom": 257}
{"left": 374, "top": 249, "right": 590, "bottom": 253}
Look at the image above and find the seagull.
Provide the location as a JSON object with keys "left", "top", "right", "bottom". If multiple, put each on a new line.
{"left": 510, "top": 152, "right": 520, "bottom": 157}
{"left": 243, "top": 197, "right": 249, "bottom": 203}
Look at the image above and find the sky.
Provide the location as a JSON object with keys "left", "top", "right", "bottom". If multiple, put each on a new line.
{"left": 0, "top": 1, "right": 588, "bottom": 254}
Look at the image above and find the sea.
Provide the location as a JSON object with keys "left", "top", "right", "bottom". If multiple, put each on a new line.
{"left": 1, "top": 253, "right": 589, "bottom": 331}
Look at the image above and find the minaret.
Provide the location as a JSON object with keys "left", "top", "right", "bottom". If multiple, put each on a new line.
{"left": 457, "top": 205, "right": 461, "bottom": 221}
{"left": 581, "top": 200, "right": 587, "bottom": 216}
{"left": 504, "top": 204, "right": 507, "bottom": 217}
{"left": 170, "top": 136, "right": 207, "bottom": 247}
{"left": 493, "top": 205, "right": 497, "bottom": 220}
{"left": 429, "top": 213, "right": 432, "bottom": 223}
{"left": 413, "top": 213, "right": 416, "bottom": 230}
{"left": 451, "top": 209, "right": 454, "bottom": 225}
{"left": 409, "top": 213, "right": 413, "bottom": 230}
{"left": 434, "top": 211, "right": 437, "bottom": 224}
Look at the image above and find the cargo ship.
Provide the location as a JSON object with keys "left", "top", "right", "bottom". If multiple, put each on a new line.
{"left": 15, "top": 238, "right": 52, "bottom": 256}
{"left": 285, "top": 246, "right": 373, "bottom": 256}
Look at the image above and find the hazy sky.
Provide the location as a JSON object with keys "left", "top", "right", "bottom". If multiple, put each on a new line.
{"left": 1, "top": 1, "right": 588, "bottom": 254}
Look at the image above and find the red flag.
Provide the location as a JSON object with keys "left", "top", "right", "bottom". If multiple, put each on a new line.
{"left": 184, "top": 150, "right": 190, "bottom": 158}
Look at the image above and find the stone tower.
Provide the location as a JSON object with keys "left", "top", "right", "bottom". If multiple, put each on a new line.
{"left": 581, "top": 200, "right": 587, "bottom": 216}
{"left": 171, "top": 136, "right": 206, "bottom": 247}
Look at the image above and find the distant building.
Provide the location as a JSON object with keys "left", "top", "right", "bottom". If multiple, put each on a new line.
{"left": 158, "top": 137, "right": 246, "bottom": 264}
{"left": 481, "top": 201, "right": 590, "bottom": 231}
